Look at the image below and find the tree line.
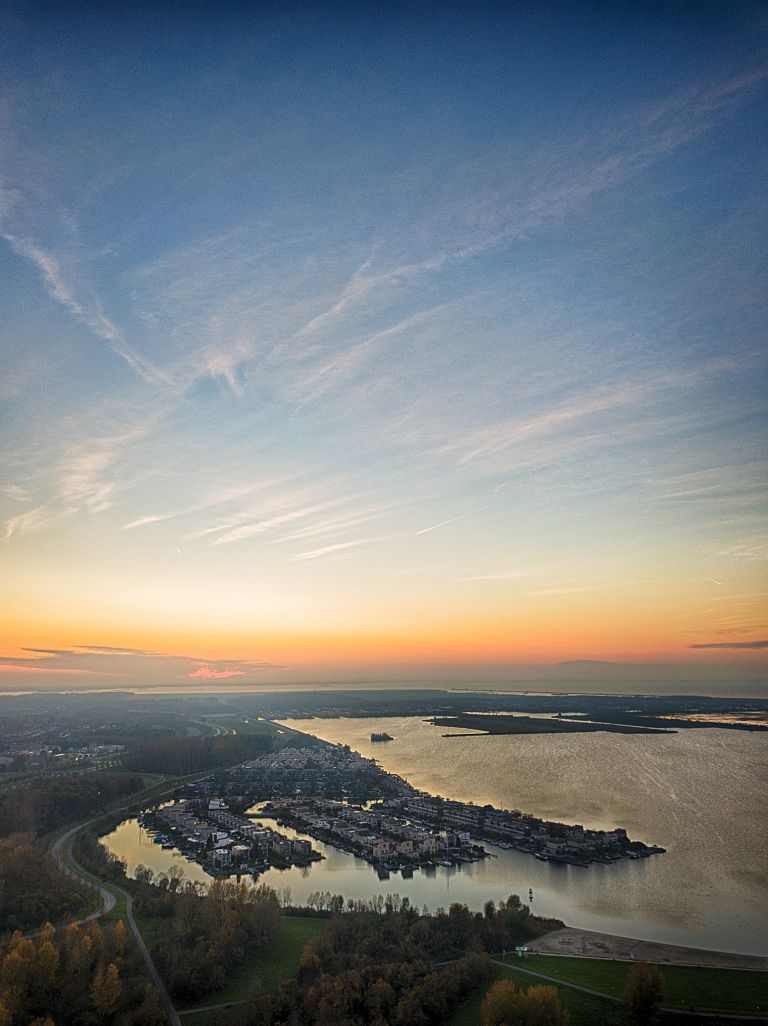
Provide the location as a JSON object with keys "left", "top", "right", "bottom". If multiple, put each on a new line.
{"left": 121, "top": 734, "right": 268, "bottom": 775}
{"left": 134, "top": 873, "right": 282, "bottom": 1003}
{"left": 76, "top": 830, "right": 282, "bottom": 1005}
{"left": 0, "top": 773, "right": 145, "bottom": 839}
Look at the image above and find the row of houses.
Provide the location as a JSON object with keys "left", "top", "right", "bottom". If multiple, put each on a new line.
{"left": 263, "top": 797, "right": 486, "bottom": 866}
{"left": 382, "top": 795, "right": 636, "bottom": 861}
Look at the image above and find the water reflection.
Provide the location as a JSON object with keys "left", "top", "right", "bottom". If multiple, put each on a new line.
{"left": 100, "top": 715, "right": 768, "bottom": 956}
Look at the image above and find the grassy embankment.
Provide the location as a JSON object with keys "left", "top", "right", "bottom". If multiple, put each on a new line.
{"left": 134, "top": 913, "right": 327, "bottom": 1025}
{"left": 502, "top": 954, "right": 768, "bottom": 1016}
{"left": 449, "top": 955, "right": 768, "bottom": 1025}
{"left": 449, "top": 963, "right": 623, "bottom": 1026}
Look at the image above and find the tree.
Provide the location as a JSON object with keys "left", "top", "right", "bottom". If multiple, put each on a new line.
{"left": 90, "top": 962, "right": 121, "bottom": 1021}
{"left": 135, "top": 863, "right": 155, "bottom": 886}
{"left": 624, "top": 962, "right": 664, "bottom": 1024}
{"left": 37, "top": 940, "right": 60, "bottom": 986}
{"left": 166, "top": 863, "right": 186, "bottom": 893}
{"left": 110, "top": 920, "right": 127, "bottom": 958}
{"left": 482, "top": 978, "right": 568, "bottom": 1026}
{"left": 483, "top": 979, "right": 519, "bottom": 1025}
{"left": 520, "top": 985, "right": 569, "bottom": 1026}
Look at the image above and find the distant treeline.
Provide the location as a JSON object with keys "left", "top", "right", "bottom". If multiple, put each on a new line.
{"left": 0, "top": 771, "right": 145, "bottom": 838}
{"left": 121, "top": 733, "right": 272, "bottom": 774}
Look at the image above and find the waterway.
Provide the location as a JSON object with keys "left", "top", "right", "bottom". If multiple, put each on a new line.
{"left": 100, "top": 714, "right": 768, "bottom": 956}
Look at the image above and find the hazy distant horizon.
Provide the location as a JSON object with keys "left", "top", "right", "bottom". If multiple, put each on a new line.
{"left": 2, "top": 669, "right": 766, "bottom": 700}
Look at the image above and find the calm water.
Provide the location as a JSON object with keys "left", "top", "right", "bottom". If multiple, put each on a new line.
{"left": 101, "top": 715, "right": 768, "bottom": 955}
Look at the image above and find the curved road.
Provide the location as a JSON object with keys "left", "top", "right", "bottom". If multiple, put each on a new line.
{"left": 51, "top": 818, "right": 117, "bottom": 919}
{"left": 51, "top": 817, "right": 181, "bottom": 1026}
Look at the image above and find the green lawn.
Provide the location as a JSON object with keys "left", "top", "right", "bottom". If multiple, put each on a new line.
{"left": 499, "top": 954, "right": 768, "bottom": 1016}
{"left": 132, "top": 908, "right": 167, "bottom": 950}
{"left": 448, "top": 963, "right": 623, "bottom": 1026}
{"left": 193, "top": 915, "right": 327, "bottom": 1003}
{"left": 101, "top": 885, "right": 128, "bottom": 922}
{"left": 135, "top": 912, "right": 327, "bottom": 1017}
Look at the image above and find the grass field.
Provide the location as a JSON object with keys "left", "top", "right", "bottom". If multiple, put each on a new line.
{"left": 501, "top": 954, "right": 768, "bottom": 1016}
{"left": 132, "top": 909, "right": 166, "bottom": 950}
{"left": 448, "top": 963, "right": 623, "bottom": 1026}
{"left": 209, "top": 715, "right": 314, "bottom": 748}
{"left": 135, "top": 912, "right": 327, "bottom": 1020}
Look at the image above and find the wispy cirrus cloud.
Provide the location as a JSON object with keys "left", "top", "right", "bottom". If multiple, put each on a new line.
{"left": 286, "top": 306, "right": 448, "bottom": 406}
{"left": 2, "top": 409, "right": 168, "bottom": 541}
{"left": 106, "top": 65, "right": 767, "bottom": 409}
{"left": 292, "top": 535, "right": 390, "bottom": 561}
{"left": 2, "top": 232, "right": 166, "bottom": 385}
{"left": 57, "top": 421, "right": 158, "bottom": 514}
{"left": 438, "top": 360, "right": 745, "bottom": 471}
{"left": 2, "top": 504, "right": 70, "bottom": 541}
{"left": 209, "top": 496, "right": 359, "bottom": 547}
{"left": 122, "top": 476, "right": 299, "bottom": 532}
{"left": 717, "top": 538, "right": 768, "bottom": 561}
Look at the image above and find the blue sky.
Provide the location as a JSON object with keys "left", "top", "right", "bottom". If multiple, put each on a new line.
{"left": 1, "top": 2, "right": 766, "bottom": 688}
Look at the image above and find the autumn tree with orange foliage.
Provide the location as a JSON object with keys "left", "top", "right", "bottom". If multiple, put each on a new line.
{"left": 482, "top": 977, "right": 569, "bottom": 1026}
{"left": 0, "top": 920, "right": 164, "bottom": 1026}
{"left": 624, "top": 961, "right": 665, "bottom": 1024}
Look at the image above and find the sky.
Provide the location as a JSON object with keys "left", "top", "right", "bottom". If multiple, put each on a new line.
{"left": 1, "top": 2, "right": 767, "bottom": 692}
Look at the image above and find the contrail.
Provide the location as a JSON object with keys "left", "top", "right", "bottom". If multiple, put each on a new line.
{"left": 416, "top": 508, "right": 482, "bottom": 535}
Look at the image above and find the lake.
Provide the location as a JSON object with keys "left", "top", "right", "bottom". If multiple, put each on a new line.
{"left": 101, "top": 714, "right": 768, "bottom": 955}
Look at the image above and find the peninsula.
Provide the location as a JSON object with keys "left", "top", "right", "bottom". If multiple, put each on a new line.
{"left": 133, "top": 736, "right": 665, "bottom": 878}
{"left": 430, "top": 713, "right": 673, "bottom": 736}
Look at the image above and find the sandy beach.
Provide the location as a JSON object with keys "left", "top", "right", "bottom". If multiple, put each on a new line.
{"left": 530, "top": 927, "right": 768, "bottom": 971}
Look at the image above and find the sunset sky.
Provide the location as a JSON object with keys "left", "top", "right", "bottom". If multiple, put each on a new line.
{"left": 1, "top": 3, "right": 766, "bottom": 691}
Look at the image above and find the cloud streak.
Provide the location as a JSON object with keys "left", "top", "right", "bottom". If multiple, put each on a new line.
{"left": 690, "top": 640, "right": 768, "bottom": 650}
{"left": 0, "top": 645, "right": 282, "bottom": 681}
{"left": 2, "top": 233, "right": 166, "bottom": 385}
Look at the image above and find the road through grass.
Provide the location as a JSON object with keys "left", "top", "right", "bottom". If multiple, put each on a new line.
{"left": 501, "top": 954, "right": 768, "bottom": 1016}
{"left": 448, "top": 962, "right": 624, "bottom": 1026}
